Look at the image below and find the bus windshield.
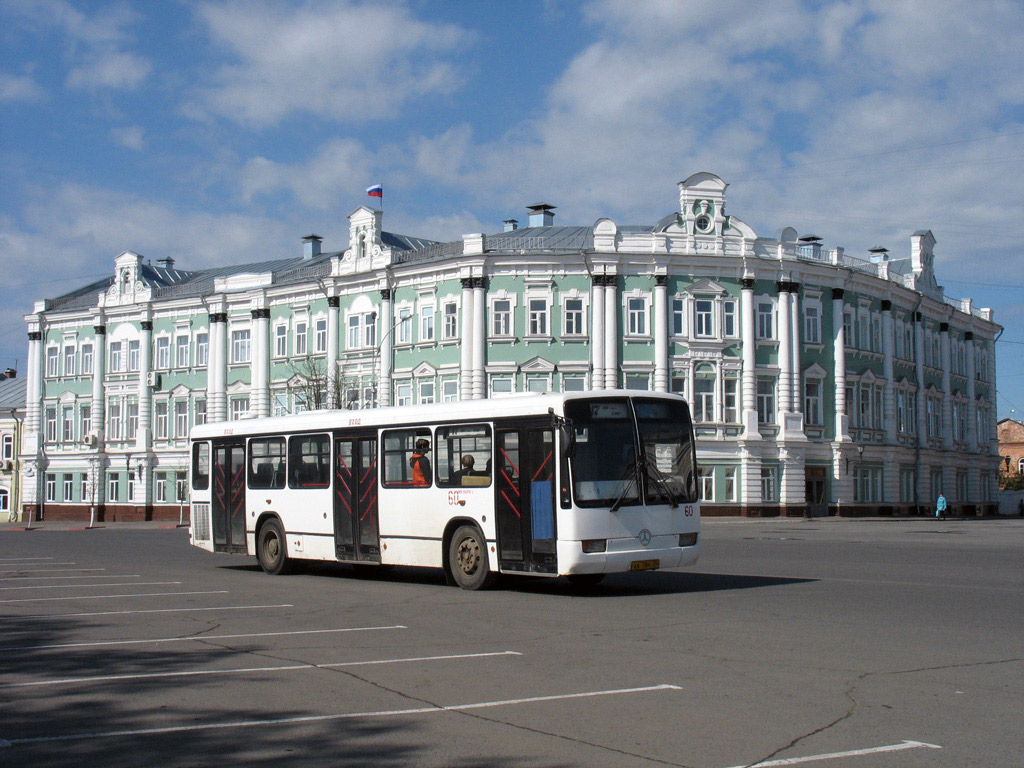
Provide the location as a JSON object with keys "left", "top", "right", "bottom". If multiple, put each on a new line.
{"left": 565, "top": 396, "right": 698, "bottom": 508}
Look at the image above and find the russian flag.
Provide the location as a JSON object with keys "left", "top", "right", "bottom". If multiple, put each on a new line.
{"left": 366, "top": 184, "right": 383, "bottom": 198}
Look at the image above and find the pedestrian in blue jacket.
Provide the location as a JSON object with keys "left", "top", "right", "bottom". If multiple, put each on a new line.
{"left": 935, "top": 492, "right": 947, "bottom": 520}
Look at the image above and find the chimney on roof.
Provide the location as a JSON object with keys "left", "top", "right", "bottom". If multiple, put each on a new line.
{"left": 302, "top": 234, "right": 323, "bottom": 261}
{"left": 868, "top": 245, "right": 889, "bottom": 263}
{"left": 156, "top": 257, "right": 175, "bottom": 270}
{"left": 526, "top": 203, "right": 555, "bottom": 228}
{"left": 2, "top": 368, "right": 15, "bottom": 379}
{"left": 503, "top": 218, "right": 519, "bottom": 232}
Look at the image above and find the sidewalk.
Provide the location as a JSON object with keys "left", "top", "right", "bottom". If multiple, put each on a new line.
{"left": 2, "top": 519, "right": 189, "bottom": 531}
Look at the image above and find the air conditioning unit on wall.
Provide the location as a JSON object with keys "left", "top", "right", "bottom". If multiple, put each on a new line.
{"left": 0, "top": 459, "right": 12, "bottom": 471}
{"left": 147, "top": 372, "right": 161, "bottom": 388}
{"left": 84, "top": 434, "right": 98, "bottom": 448}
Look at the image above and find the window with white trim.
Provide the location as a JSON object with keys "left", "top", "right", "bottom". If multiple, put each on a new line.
{"left": 126, "top": 402, "right": 139, "bottom": 440}
{"left": 176, "top": 336, "right": 189, "bottom": 368}
{"left": 724, "top": 376, "right": 739, "bottom": 423}
{"left": 109, "top": 341, "right": 123, "bottom": 372}
{"left": 694, "top": 364, "right": 715, "bottom": 423}
{"left": 761, "top": 466, "right": 778, "bottom": 502}
{"left": 81, "top": 404, "right": 91, "bottom": 438}
{"left": 63, "top": 474, "right": 74, "bottom": 502}
{"left": 229, "top": 397, "right": 250, "bottom": 421}
{"left": 46, "top": 347, "right": 58, "bottom": 377}
{"left": 128, "top": 340, "right": 140, "bottom": 371}
{"left": 694, "top": 298, "right": 714, "bottom": 338}
{"left": 45, "top": 407, "right": 57, "bottom": 443}
{"left": 804, "top": 379, "right": 823, "bottom": 427}
{"left": 107, "top": 402, "right": 121, "bottom": 440}
{"left": 419, "top": 381, "right": 435, "bottom": 404}
{"left": 81, "top": 343, "right": 93, "bottom": 375}
{"left": 155, "top": 401, "right": 168, "bottom": 440}
{"left": 527, "top": 298, "right": 548, "bottom": 336}
{"left": 443, "top": 302, "right": 458, "bottom": 339}
{"left": 722, "top": 299, "right": 737, "bottom": 338}
{"left": 61, "top": 406, "right": 73, "bottom": 442}
{"left": 397, "top": 307, "right": 413, "bottom": 344}
{"left": 699, "top": 467, "right": 714, "bottom": 501}
{"left": 195, "top": 333, "right": 208, "bottom": 366}
{"left": 756, "top": 302, "right": 774, "bottom": 340}
{"left": 295, "top": 321, "right": 307, "bottom": 355}
{"left": 156, "top": 337, "right": 170, "bottom": 369}
{"left": 564, "top": 298, "right": 584, "bottom": 336}
{"left": 315, "top": 318, "right": 328, "bottom": 353}
{"left": 231, "top": 329, "right": 251, "bottom": 363}
{"left": 671, "top": 298, "right": 685, "bottom": 336}
{"left": 107, "top": 473, "right": 119, "bottom": 502}
{"left": 175, "top": 401, "right": 188, "bottom": 439}
{"left": 1, "top": 434, "right": 13, "bottom": 460}
{"left": 63, "top": 345, "right": 76, "bottom": 376}
{"left": 490, "top": 376, "right": 513, "bottom": 396}
{"left": 491, "top": 299, "right": 511, "bottom": 337}
{"left": 274, "top": 325, "right": 287, "bottom": 357}
{"left": 442, "top": 379, "right": 459, "bottom": 402}
{"left": 395, "top": 383, "right": 413, "bottom": 406}
{"left": 45, "top": 473, "right": 56, "bottom": 502}
{"left": 627, "top": 297, "right": 647, "bottom": 336}
{"left": 757, "top": 378, "right": 776, "bottom": 425}
{"left": 804, "top": 305, "right": 821, "bottom": 344}
{"left": 723, "top": 467, "right": 737, "bottom": 502}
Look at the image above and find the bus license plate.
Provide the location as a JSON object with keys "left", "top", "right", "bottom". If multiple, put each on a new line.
{"left": 629, "top": 559, "right": 659, "bottom": 571}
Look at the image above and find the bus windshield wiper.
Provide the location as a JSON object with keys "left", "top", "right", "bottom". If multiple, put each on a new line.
{"left": 609, "top": 463, "right": 639, "bottom": 512}
{"left": 644, "top": 453, "right": 679, "bottom": 508}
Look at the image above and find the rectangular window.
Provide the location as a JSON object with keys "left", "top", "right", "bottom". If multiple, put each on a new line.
{"left": 671, "top": 298, "right": 685, "bottom": 335}
{"left": 195, "top": 399, "right": 206, "bottom": 426}
{"left": 81, "top": 343, "right": 93, "bottom": 375}
{"left": 195, "top": 333, "right": 208, "bottom": 366}
{"left": 396, "top": 383, "right": 413, "bottom": 406}
{"left": 804, "top": 380, "right": 822, "bottom": 426}
{"left": 63, "top": 345, "right": 76, "bottom": 376}
{"left": 397, "top": 308, "right": 413, "bottom": 344}
{"left": 231, "top": 329, "right": 251, "bottom": 363}
{"left": 492, "top": 299, "right": 511, "bottom": 336}
{"left": 347, "top": 315, "right": 360, "bottom": 349}
{"left": 722, "top": 299, "right": 737, "bottom": 338}
{"left": 176, "top": 336, "right": 190, "bottom": 367}
{"left": 128, "top": 340, "right": 140, "bottom": 371}
{"left": 699, "top": 468, "right": 714, "bottom": 501}
{"left": 364, "top": 313, "right": 376, "bottom": 348}
{"left": 155, "top": 472, "right": 167, "bottom": 503}
{"left": 624, "top": 373, "right": 648, "bottom": 390}
{"left": 126, "top": 402, "right": 139, "bottom": 440}
{"left": 723, "top": 467, "right": 737, "bottom": 502}
{"left": 63, "top": 475, "right": 74, "bottom": 502}
{"left": 249, "top": 437, "right": 286, "bottom": 489}
{"left": 156, "top": 337, "right": 170, "bottom": 369}
{"left": 490, "top": 377, "right": 513, "bottom": 396}
{"left": 528, "top": 298, "right": 548, "bottom": 336}
{"left": 436, "top": 424, "right": 492, "bottom": 488}
{"left": 443, "top": 302, "right": 458, "bottom": 339}
{"left": 2, "top": 434, "right": 13, "bottom": 460}
{"left": 442, "top": 379, "right": 459, "bottom": 402}
{"left": 46, "top": 348, "right": 58, "bottom": 377}
{"left": 757, "top": 302, "right": 774, "bottom": 339}
{"left": 419, "top": 380, "right": 435, "bottom": 404}
{"left": 45, "top": 473, "right": 56, "bottom": 502}
{"left": 62, "top": 406, "right": 74, "bottom": 442}
{"left": 154, "top": 401, "right": 168, "bottom": 440}
{"left": 761, "top": 466, "right": 778, "bottom": 502}
{"left": 45, "top": 407, "right": 57, "bottom": 443}
{"left": 382, "top": 428, "right": 432, "bottom": 487}
{"left": 275, "top": 325, "right": 287, "bottom": 357}
{"left": 107, "top": 473, "right": 119, "bottom": 502}
{"left": 230, "top": 398, "right": 250, "bottom": 421}
{"left": 843, "top": 308, "right": 854, "bottom": 346}
{"left": 295, "top": 321, "right": 307, "bottom": 355}
{"left": 723, "top": 377, "right": 739, "bottom": 423}
{"left": 757, "top": 378, "right": 776, "bottom": 425}
{"left": 175, "top": 401, "right": 188, "bottom": 439}
{"left": 871, "top": 314, "right": 882, "bottom": 352}
{"left": 315, "top": 318, "right": 328, "bottom": 353}
{"left": 107, "top": 402, "right": 121, "bottom": 440}
{"left": 694, "top": 377, "right": 715, "bottom": 423}
{"left": 564, "top": 298, "right": 584, "bottom": 335}
{"left": 804, "top": 306, "right": 820, "bottom": 344}
{"left": 420, "top": 305, "right": 435, "bottom": 342}
{"left": 628, "top": 297, "right": 647, "bottom": 335}
{"left": 109, "top": 341, "right": 122, "bottom": 372}
{"left": 694, "top": 299, "right": 714, "bottom": 338}
{"left": 563, "top": 375, "right": 586, "bottom": 392}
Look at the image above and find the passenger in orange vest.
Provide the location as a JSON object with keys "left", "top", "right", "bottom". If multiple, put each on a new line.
{"left": 410, "top": 439, "right": 432, "bottom": 486}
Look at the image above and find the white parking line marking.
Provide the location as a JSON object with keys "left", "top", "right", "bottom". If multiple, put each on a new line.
{"left": 0, "top": 581, "right": 181, "bottom": 592}
{"left": 721, "top": 740, "right": 942, "bottom": 768}
{"left": 1, "top": 650, "right": 520, "bottom": 689}
{"left": 0, "top": 558, "right": 54, "bottom": 562}
{"left": 0, "top": 683, "right": 679, "bottom": 746}
{"left": 0, "top": 625, "right": 408, "bottom": 652}
{"left": 0, "top": 590, "right": 229, "bottom": 604}
{"left": 0, "top": 564, "right": 81, "bottom": 569}
{"left": 0, "top": 574, "right": 140, "bottom": 582}
{"left": 3, "top": 604, "right": 294, "bottom": 619}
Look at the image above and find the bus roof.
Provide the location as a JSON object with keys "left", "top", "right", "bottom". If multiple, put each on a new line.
{"left": 189, "top": 390, "right": 687, "bottom": 441}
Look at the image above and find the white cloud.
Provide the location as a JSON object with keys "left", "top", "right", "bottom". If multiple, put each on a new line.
{"left": 0, "top": 71, "right": 46, "bottom": 103}
{"left": 110, "top": 125, "right": 145, "bottom": 150}
{"left": 66, "top": 50, "right": 151, "bottom": 90}
{"left": 188, "top": 0, "right": 471, "bottom": 127}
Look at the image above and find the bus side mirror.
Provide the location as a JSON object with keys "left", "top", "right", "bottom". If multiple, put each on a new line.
{"left": 560, "top": 422, "right": 576, "bottom": 458}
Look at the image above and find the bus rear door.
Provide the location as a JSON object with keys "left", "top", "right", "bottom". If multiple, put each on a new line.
{"left": 334, "top": 432, "right": 380, "bottom": 562}
{"left": 495, "top": 423, "right": 557, "bottom": 574}
{"left": 211, "top": 440, "right": 246, "bottom": 553}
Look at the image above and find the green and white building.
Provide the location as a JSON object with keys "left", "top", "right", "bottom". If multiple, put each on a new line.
{"left": 20, "top": 172, "right": 1000, "bottom": 520}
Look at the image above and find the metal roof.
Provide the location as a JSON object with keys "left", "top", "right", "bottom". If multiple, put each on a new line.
{"left": 0, "top": 378, "right": 26, "bottom": 412}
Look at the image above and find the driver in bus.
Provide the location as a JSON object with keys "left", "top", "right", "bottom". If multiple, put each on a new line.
{"left": 410, "top": 438, "right": 432, "bottom": 486}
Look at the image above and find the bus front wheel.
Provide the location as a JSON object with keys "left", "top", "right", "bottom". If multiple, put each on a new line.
{"left": 257, "top": 518, "right": 292, "bottom": 575}
{"left": 447, "top": 525, "right": 495, "bottom": 590}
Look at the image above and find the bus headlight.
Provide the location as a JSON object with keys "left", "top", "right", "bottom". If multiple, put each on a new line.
{"left": 581, "top": 539, "right": 607, "bottom": 553}
{"left": 678, "top": 533, "right": 698, "bottom": 547}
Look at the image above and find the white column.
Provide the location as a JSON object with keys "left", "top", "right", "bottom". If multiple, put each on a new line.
{"left": 914, "top": 312, "right": 927, "bottom": 448}
{"left": 251, "top": 308, "right": 271, "bottom": 417}
{"left": 377, "top": 291, "right": 392, "bottom": 407}
{"left": 777, "top": 282, "right": 792, "bottom": 414}
{"left": 940, "top": 323, "right": 953, "bottom": 451}
{"left": 208, "top": 312, "right": 227, "bottom": 423}
{"left": 653, "top": 276, "right": 669, "bottom": 392}
{"left": 740, "top": 279, "right": 758, "bottom": 437}
{"left": 789, "top": 289, "right": 801, "bottom": 414}
{"left": 604, "top": 280, "right": 618, "bottom": 389}
{"left": 460, "top": 279, "right": 474, "bottom": 400}
{"left": 21, "top": 324, "right": 43, "bottom": 513}
{"left": 327, "top": 296, "right": 340, "bottom": 406}
{"left": 472, "top": 279, "right": 486, "bottom": 399}
{"left": 591, "top": 277, "right": 606, "bottom": 390}
{"left": 882, "top": 302, "right": 896, "bottom": 444}
{"left": 832, "top": 290, "right": 848, "bottom": 440}
{"left": 137, "top": 318, "right": 153, "bottom": 452}
{"left": 964, "top": 333, "right": 979, "bottom": 503}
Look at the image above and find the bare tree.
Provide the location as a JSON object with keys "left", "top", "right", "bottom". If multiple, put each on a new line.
{"left": 285, "top": 356, "right": 336, "bottom": 411}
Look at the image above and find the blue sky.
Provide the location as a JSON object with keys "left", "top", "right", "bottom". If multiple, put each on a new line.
{"left": 3, "top": 0, "right": 1024, "bottom": 417}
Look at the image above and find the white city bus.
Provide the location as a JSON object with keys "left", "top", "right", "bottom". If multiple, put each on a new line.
{"left": 188, "top": 390, "right": 700, "bottom": 589}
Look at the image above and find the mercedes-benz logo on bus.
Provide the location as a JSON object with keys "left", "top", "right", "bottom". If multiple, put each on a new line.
{"left": 638, "top": 529, "right": 652, "bottom": 546}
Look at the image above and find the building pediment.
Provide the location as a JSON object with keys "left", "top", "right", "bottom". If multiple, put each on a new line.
{"left": 521, "top": 356, "right": 555, "bottom": 372}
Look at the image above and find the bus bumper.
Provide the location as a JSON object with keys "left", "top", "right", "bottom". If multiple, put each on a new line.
{"left": 558, "top": 536, "right": 700, "bottom": 575}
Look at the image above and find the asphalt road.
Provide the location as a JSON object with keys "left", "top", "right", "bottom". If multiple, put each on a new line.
{"left": 1, "top": 517, "right": 1021, "bottom": 767}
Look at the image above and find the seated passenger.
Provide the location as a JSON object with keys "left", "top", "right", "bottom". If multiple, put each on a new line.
{"left": 453, "top": 454, "right": 479, "bottom": 485}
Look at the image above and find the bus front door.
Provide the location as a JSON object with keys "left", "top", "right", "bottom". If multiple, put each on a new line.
{"left": 334, "top": 434, "right": 380, "bottom": 562}
{"left": 495, "top": 426, "right": 557, "bottom": 574}
{"left": 212, "top": 441, "right": 246, "bottom": 554}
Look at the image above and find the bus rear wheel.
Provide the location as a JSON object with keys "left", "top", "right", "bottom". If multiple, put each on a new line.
{"left": 257, "top": 518, "right": 292, "bottom": 575}
{"left": 447, "top": 525, "right": 495, "bottom": 590}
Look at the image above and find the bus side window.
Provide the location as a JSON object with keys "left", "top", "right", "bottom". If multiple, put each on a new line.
{"left": 288, "top": 434, "right": 330, "bottom": 488}
{"left": 192, "top": 442, "right": 210, "bottom": 490}
{"left": 382, "top": 428, "right": 432, "bottom": 487}
{"left": 249, "top": 437, "right": 285, "bottom": 489}
{"left": 436, "top": 424, "right": 492, "bottom": 488}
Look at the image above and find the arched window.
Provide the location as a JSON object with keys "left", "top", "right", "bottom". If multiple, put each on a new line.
{"left": 1017, "top": 457, "right": 1024, "bottom": 475}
